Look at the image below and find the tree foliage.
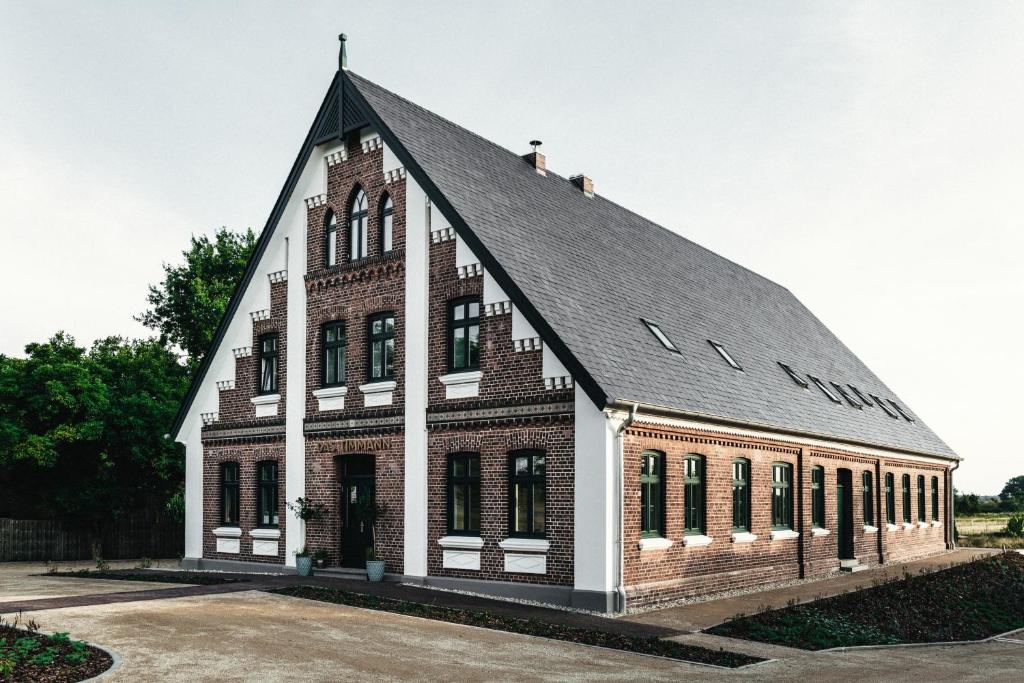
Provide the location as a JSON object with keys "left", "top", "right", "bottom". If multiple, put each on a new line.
{"left": 137, "top": 228, "right": 256, "bottom": 369}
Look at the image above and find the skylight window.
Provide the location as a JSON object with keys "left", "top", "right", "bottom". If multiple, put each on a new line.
{"left": 708, "top": 340, "right": 742, "bottom": 371}
{"left": 642, "top": 319, "right": 680, "bottom": 354}
{"left": 871, "top": 394, "right": 899, "bottom": 419}
{"left": 888, "top": 400, "right": 915, "bottom": 423}
{"left": 831, "top": 382, "right": 862, "bottom": 409}
{"left": 808, "top": 375, "right": 841, "bottom": 404}
{"left": 778, "top": 362, "right": 808, "bottom": 388}
{"left": 848, "top": 385, "right": 873, "bottom": 407}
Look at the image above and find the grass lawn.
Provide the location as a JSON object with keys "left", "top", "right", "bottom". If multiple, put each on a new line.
{"left": 272, "top": 586, "right": 764, "bottom": 668}
{"left": 707, "top": 552, "right": 1024, "bottom": 650}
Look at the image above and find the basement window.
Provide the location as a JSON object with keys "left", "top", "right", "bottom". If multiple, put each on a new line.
{"left": 808, "top": 375, "right": 841, "bottom": 404}
{"left": 831, "top": 382, "right": 862, "bottom": 409}
{"left": 708, "top": 340, "right": 742, "bottom": 371}
{"left": 888, "top": 400, "right": 915, "bottom": 423}
{"left": 778, "top": 362, "right": 808, "bottom": 388}
{"left": 848, "top": 385, "right": 874, "bottom": 407}
{"left": 871, "top": 394, "right": 899, "bottom": 419}
{"left": 642, "top": 319, "right": 680, "bottom": 354}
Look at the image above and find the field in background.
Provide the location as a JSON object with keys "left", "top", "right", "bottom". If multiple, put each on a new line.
{"left": 956, "top": 513, "right": 1024, "bottom": 549}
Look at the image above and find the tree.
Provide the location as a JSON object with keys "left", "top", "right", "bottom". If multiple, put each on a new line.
{"left": 999, "top": 476, "right": 1024, "bottom": 511}
{"left": 137, "top": 228, "right": 256, "bottom": 370}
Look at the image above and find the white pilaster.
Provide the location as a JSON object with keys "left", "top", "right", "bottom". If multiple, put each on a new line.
{"left": 573, "top": 385, "right": 616, "bottom": 599}
{"left": 181, "top": 420, "right": 203, "bottom": 560}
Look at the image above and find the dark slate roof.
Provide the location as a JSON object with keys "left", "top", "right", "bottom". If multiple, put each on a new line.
{"left": 347, "top": 71, "right": 956, "bottom": 459}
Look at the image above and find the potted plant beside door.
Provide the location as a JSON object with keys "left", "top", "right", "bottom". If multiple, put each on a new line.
{"left": 354, "top": 496, "right": 387, "bottom": 582}
{"left": 294, "top": 547, "right": 314, "bottom": 577}
{"left": 287, "top": 497, "right": 326, "bottom": 577}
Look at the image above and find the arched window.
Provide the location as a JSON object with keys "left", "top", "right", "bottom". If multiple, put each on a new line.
{"left": 811, "top": 466, "right": 825, "bottom": 528}
{"left": 640, "top": 451, "right": 664, "bottom": 538}
{"left": 732, "top": 459, "right": 751, "bottom": 532}
{"left": 862, "top": 471, "right": 874, "bottom": 526}
{"left": 902, "top": 473, "right": 912, "bottom": 523}
{"left": 380, "top": 194, "right": 393, "bottom": 254}
{"left": 885, "top": 472, "right": 895, "bottom": 524}
{"left": 349, "top": 188, "right": 368, "bottom": 260}
{"left": 324, "top": 210, "right": 337, "bottom": 267}
{"left": 931, "top": 476, "right": 940, "bottom": 521}
{"left": 917, "top": 475, "right": 926, "bottom": 522}
{"left": 771, "top": 462, "right": 793, "bottom": 530}
{"left": 683, "top": 455, "right": 705, "bottom": 535}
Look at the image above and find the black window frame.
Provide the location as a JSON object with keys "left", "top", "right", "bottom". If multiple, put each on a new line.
{"left": 708, "top": 340, "right": 742, "bottom": 371}
{"left": 931, "top": 476, "right": 939, "bottom": 521}
{"left": 831, "top": 382, "right": 863, "bottom": 408}
{"left": 917, "top": 475, "right": 926, "bottom": 522}
{"left": 447, "top": 297, "right": 481, "bottom": 372}
{"left": 808, "top": 375, "right": 841, "bottom": 403}
{"left": 873, "top": 394, "right": 899, "bottom": 419}
{"left": 902, "top": 473, "right": 912, "bottom": 523}
{"left": 889, "top": 400, "right": 915, "bottom": 423}
{"left": 324, "top": 210, "right": 338, "bottom": 267}
{"left": 508, "top": 450, "right": 546, "bottom": 538}
{"left": 379, "top": 193, "right": 394, "bottom": 254}
{"left": 349, "top": 187, "right": 368, "bottom": 261}
{"left": 366, "top": 312, "right": 396, "bottom": 382}
{"left": 256, "top": 460, "right": 279, "bottom": 528}
{"left": 885, "top": 472, "right": 895, "bottom": 524}
{"left": 848, "top": 385, "right": 874, "bottom": 406}
{"left": 321, "top": 321, "right": 346, "bottom": 388}
{"left": 220, "top": 461, "right": 240, "bottom": 527}
{"left": 640, "top": 450, "right": 665, "bottom": 538}
{"left": 732, "top": 458, "right": 751, "bottom": 532}
{"left": 447, "top": 453, "right": 481, "bottom": 536}
{"left": 771, "top": 462, "right": 794, "bottom": 530}
{"left": 642, "top": 319, "right": 680, "bottom": 354}
{"left": 258, "top": 333, "right": 279, "bottom": 395}
{"left": 683, "top": 454, "right": 705, "bottom": 535}
{"left": 863, "top": 471, "right": 874, "bottom": 526}
{"left": 778, "top": 362, "right": 809, "bottom": 388}
{"left": 811, "top": 466, "right": 825, "bottom": 528}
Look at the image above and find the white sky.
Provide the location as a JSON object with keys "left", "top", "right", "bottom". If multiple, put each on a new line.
{"left": 1, "top": 2, "right": 1020, "bottom": 494}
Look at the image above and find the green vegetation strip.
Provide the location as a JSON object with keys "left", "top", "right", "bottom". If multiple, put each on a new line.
{"left": 272, "top": 586, "right": 763, "bottom": 668}
{"left": 52, "top": 570, "right": 247, "bottom": 586}
{"left": 0, "top": 624, "right": 111, "bottom": 682}
{"left": 708, "top": 552, "right": 1024, "bottom": 650}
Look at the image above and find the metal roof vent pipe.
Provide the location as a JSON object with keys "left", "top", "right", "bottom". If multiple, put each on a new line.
{"left": 522, "top": 140, "right": 546, "bottom": 176}
{"left": 570, "top": 174, "right": 594, "bottom": 198}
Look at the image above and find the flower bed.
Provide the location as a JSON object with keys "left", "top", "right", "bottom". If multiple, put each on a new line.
{"left": 0, "top": 621, "right": 112, "bottom": 682}
{"left": 272, "top": 586, "right": 763, "bottom": 668}
{"left": 707, "top": 552, "right": 1024, "bottom": 650}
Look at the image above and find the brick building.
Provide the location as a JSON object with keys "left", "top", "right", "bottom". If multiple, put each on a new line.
{"left": 171, "top": 43, "right": 960, "bottom": 612}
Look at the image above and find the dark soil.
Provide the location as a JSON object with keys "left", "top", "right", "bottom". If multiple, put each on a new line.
{"left": 51, "top": 570, "right": 247, "bottom": 586}
{"left": 0, "top": 625, "right": 112, "bottom": 682}
{"left": 272, "top": 585, "right": 763, "bottom": 668}
{"left": 707, "top": 552, "right": 1024, "bottom": 649}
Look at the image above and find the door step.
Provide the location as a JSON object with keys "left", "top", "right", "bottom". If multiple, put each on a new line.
{"left": 840, "top": 559, "right": 868, "bottom": 573}
{"left": 314, "top": 567, "right": 368, "bottom": 580}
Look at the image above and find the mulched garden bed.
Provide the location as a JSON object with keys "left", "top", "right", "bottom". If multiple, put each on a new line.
{"left": 707, "top": 551, "right": 1024, "bottom": 650}
{"left": 0, "top": 623, "right": 112, "bottom": 682}
{"left": 272, "top": 585, "right": 764, "bottom": 668}
{"left": 50, "top": 570, "right": 247, "bottom": 586}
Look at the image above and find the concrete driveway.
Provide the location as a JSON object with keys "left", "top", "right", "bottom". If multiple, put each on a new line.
{"left": 0, "top": 559, "right": 187, "bottom": 603}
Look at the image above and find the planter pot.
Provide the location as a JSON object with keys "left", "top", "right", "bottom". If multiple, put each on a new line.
{"left": 296, "top": 555, "right": 314, "bottom": 577}
{"left": 366, "top": 559, "right": 386, "bottom": 582}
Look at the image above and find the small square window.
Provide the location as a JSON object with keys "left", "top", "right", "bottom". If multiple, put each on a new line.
{"left": 709, "top": 340, "right": 742, "bottom": 371}
{"left": 778, "top": 362, "right": 808, "bottom": 388}
{"left": 642, "top": 319, "right": 680, "bottom": 354}
{"left": 808, "top": 375, "right": 841, "bottom": 403}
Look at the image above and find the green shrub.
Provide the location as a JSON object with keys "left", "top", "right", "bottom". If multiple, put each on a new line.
{"left": 1007, "top": 514, "right": 1024, "bottom": 537}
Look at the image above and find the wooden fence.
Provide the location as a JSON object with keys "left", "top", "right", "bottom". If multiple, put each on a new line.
{"left": 0, "top": 517, "right": 183, "bottom": 562}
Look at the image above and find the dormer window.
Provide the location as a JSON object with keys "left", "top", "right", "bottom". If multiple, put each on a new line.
{"left": 324, "top": 210, "right": 338, "bottom": 267}
{"left": 349, "top": 188, "right": 368, "bottom": 261}
{"left": 708, "top": 340, "right": 742, "bottom": 370}
{"left": 380, "top": 194, "right": 394, "bottom": 254}
{"left": 642, "top": 319, "right": 679, "bottom": 354}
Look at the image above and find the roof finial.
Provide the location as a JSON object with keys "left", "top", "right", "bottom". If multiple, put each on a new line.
{"left": 338, "top": 33, "right": 348, "bottom": 71}
{"left": 530, "top": 139, "right": 542, "bottom": 152}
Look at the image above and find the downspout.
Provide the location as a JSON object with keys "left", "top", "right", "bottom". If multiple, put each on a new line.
{"left": 613, "top": 402, "right": 638, "bottom": 613}
{"left": 875, "top": 458, "right": 884, "bottom": 565}
{"left": 796, "top": 448, "right": 805, "bottom": 578}
{"left": 947, "top": 461, "right": 960, "bottom": 550}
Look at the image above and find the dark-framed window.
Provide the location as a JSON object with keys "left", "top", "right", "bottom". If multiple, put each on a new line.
{"left": 324, "top": 210, "right": 338, "bottom": 267}
{"left": 809, "top": 375, "right": 841, "bottom": 403}
{"left": 917, "top": 475, "right": 926, "bottom": 522}
{"left": 447, "top": 453, "right": 480, "bottom": 535}
{"left": 322, "top": 321, "right": 346, "bottom": 387}
{"left": 873, "top": 394, "right": 899, "bottom": 419}
{"left": 258, "top": 334, "right": 278, "bottom": 395}
{"left": 256, "top": 461, "right": 278, "bottom": 528}
{"left": 683, "top": 455, "right": 705, "bottom": 534}
{"left": 448, "top": 297, "right": 480, "bottom": 371}
{"left": 367, "top": 313, "right": 395, "bottom": 381}
{"left": 863, "top": 471, "right": 874, "bottom": 526}
{"left": 902, "top": 473, "right": 912, "bottom": 523}
{"left": 831, "top": 382, "right": 862, "bottom": 408}
{"left": 771, "top": 462, "right": 793, "bottom": 530}
{"left": 509, "top": 450, "right": 545, "bottom": 538}
{"left": 811, "top": 466, "right": 825, "bottom": 528}
{"left": 349, "top": 188, "right": 368, "bottom": 261}
{"left": 848, "top": 385, "right": 874, "bottom": 407}
{"left": 931, "top": 476, "right": 939, "bottom": 521}
{"left": 885, "top": 472, "right": 895, "bottom": 524}
{"left": 732, "top": 459, "right": 751, "bottom": 531}
{"left": 380, "top": 194, "right": 393, "bottom": 254}
{"left": 640, "top": 451, "right": 664, "bottom": 538}
{"left": 220, "top": 461, "right": 240, "bottom": 526}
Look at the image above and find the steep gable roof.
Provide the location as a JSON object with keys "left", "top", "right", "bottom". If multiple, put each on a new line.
{"left": 344, "top": 71, "right": 956, "bottom": 459}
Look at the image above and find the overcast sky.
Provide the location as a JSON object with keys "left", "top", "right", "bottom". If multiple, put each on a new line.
{"left": 1, "top": 1, "right": 1020, "bottom": 494}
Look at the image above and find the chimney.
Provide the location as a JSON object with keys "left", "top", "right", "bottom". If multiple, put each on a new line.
{"left": 522, "top": 140, "right": 546, "bottom": 175}
{"left": 570, "top": 174, "right": 594, "bottom": 198}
